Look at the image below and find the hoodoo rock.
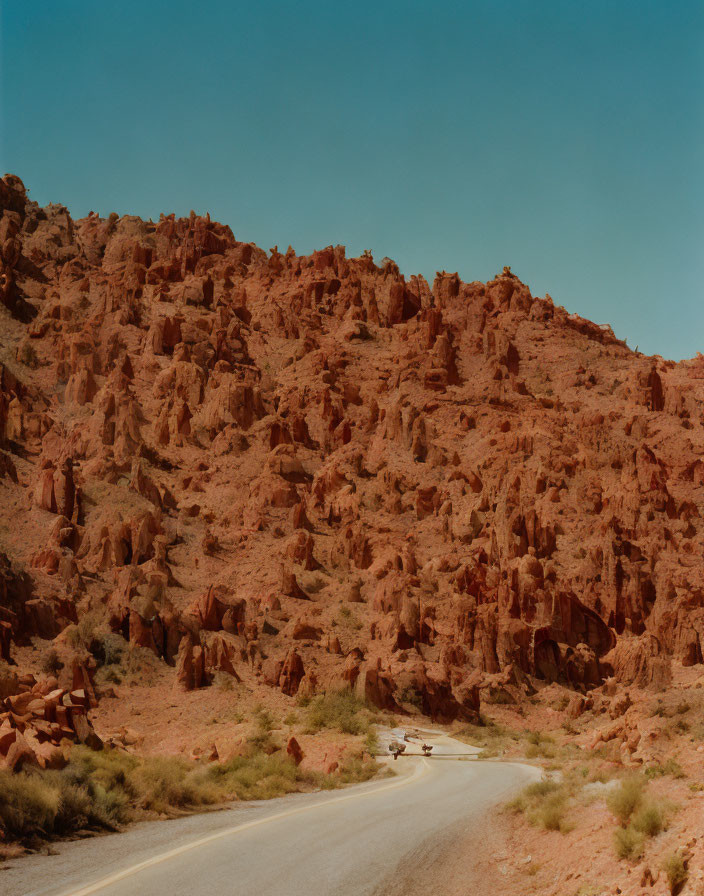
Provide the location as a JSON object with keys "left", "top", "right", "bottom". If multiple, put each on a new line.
{"left": 286, "top": 736, "right": 304, "bottom": 765}
{"left": 279, "top": 649, "right": 305, "bottom": 696}
{"left": 1, "top": 173, "right": 704, "bottom": 761}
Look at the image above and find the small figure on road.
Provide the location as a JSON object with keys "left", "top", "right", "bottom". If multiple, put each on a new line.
{"left": 421, "top": 744, "right": 433, "bottom": 756}
{"left": 388, "top": 741, "right": 406, "bottom": 760}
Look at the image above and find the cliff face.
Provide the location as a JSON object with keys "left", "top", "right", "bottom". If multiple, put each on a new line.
{"left": 1, "top": 172, "right": 703, "bottom": 738}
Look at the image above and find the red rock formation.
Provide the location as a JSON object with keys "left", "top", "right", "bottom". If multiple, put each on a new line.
{"left": 279, "top": 649, "right": 305, "bottom": 696}
{"left": 176, "top": 637, "right": 209, "bottom": 690}
{"left": 0, "top": 673, "right": 102, "bottom": 770}
{"left": 1, "top": 172, "right": 703, "bottom": 744}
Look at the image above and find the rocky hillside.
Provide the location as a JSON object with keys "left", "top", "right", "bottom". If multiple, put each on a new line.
{"left": 1, "top": 172, "right": 703, "bottom": 757}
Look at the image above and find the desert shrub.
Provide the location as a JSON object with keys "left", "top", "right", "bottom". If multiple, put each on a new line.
{"left": 41, "top": 648, "right": 64, "bottom": 676}
{"left": 92, "top": 633, "right": 127, "bottom": 667}
{"left": 335, "top": 756, "right": 379, "bottom": 785}
{"left": 525, "top": 743, "right": 556, "bottom": 759}
{"left": 508, "top": 778, "right": 574, "bottom": 833}
{"left": 91, "top": 783, "right": 130, "bottom": 826}
{"left": 298, "top": 572, "right": 328, "bottom": 595}
{"left": 64, "top": 746, "right": 137, "bottom": 797}
{"left": 245, "top": 708, "right": 280, "bottom": 753}
{"left": 586, "top": 766, "right": 613, "bottom": 784}
{"left": 0, "top": 755, "right": 132, "bottom": 844}
{"left": 336, "top": 605, "right": 363, "bottom": 630}
{"left": 613, "top": 825, "right": 645, "bottom": 860}
{"left": 304, "top": 690, "right": 378, "bottom": 736}
{"left": 524, "top": 731, "right": 557, "bottom": 759}
{"left": 213, "top": 672, "right": 235, "bottom": 692}
{"left": 536, "top": 793, "right": 568, "bottom": 831}
{"left": 54, "top": 781, "right": 94, "bottom": 831}
{"left": 0, "top": 770, "right": 60, "bottom": 840}
{"left": 204, "top": 752, "right": 318, "bottom": 800}
{"left": 526, "top": 731, "right": 554, "bottom": 747}
{"left": 632, "top": 800, "right": 665, "bottom": 837}
{"left": 525, "top": 779, "right": 561, "bottom": 799}
{"left": 662, "top": 852, "right": 688, "bottom": 894}
{"left": 56, "top": 748, "right": 215, "bottom": 819}
{"left": 54, "top": 777, "right": 127, "bottom": 832}
{"left": 396, "top": 685, "right": 423, "bottom": 711}
{"left": 64, "top": 611, "right": 107, "bottom": 654}
{"left": 246, "top": 728, "right": 277, "bottom": 753}
{"left": 645, "top": 759, "right": 685, "bottom": 780}
{"left": 454, "top": 717, "right": 520, "bottom": 756}
{"left": 607, "top": 776, "right": 644, "bottom": 825}
{"left": 128, "top": 756, "right": 218, "bottom": 812}
{"left": 18, "top": 342, "right": 39, "bottom": 368}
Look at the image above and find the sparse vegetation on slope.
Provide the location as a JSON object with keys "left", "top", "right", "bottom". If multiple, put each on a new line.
{"left": 507, "top": 777, "right": 578, "bottom": 834}
{"left": 0, "top": 742, "right": 381, "bottom": 850}
{"left": 303, "top": 690, "right": 384, "bottom": 736}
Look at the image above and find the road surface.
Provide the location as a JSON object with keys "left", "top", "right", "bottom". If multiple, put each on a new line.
{"left": 5, "top": 731, "right": 539, "bottom": 896}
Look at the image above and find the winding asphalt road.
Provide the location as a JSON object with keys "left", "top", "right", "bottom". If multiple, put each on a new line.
{"left": 5, "top": 731, "right": 539, "bottom": 896}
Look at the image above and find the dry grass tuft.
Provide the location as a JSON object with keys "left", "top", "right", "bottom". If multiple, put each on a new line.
{"left": 607, "top": 776, "right": 644, "bottom": 826}
{"left": 613, "top": 825, "right": 645, "bottom": 860}
{"left": 662, "top": 852, "right": 688, "bottom": 894}
{"left": 507, "top": 777, "right": 576, "bottom": 834}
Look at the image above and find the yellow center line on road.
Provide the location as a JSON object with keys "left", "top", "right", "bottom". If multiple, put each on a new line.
{"left": 60, "top": 758, "right": 435, "bottom": 896}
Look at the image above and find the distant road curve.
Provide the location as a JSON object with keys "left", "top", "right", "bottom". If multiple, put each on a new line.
{"left": 8, "top": 732, "right": 539, "bottom": 896}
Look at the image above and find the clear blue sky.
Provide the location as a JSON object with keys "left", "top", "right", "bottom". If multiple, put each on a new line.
{"left": 2, "top": 1, "right": 702, "bottom": 359}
